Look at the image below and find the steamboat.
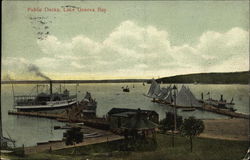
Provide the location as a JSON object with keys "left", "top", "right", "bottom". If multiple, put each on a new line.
{"left": 13, "top": 81, "right": 77, "bottom": 111}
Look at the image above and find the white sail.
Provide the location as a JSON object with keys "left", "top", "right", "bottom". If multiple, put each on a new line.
{"left": 158, "top": 85, "right": 171, "bottom": 100}
{"left": 147, "top": 79, "right": 161, "bottom": 98}
{"left": 176, "top": 86, "right": 191, "bottom": 107}
{"left": 147, "top": 79, "right": 158, "bottom": 97}
{"left": 152, "top": 83, "right": 161, "bottom": 98}
{"left": 186, "top": 87, "right": 201, "bottom": 107}
{"left": 158, "top": 87, "right": 168, "bottom": 99}
{"left": 164, "top": 88, "right": 173, "bottom": 103}
{"left": 175, "top": 85, "right": 201, "bottom": 107}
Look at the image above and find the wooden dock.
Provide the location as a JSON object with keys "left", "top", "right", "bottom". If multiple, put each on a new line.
{"left": 196, "top": 105, "right": 250, "bottom": 119}
{"left": 8, "top": 110, "right": 110, "bottom": 130}
{"left": 150, "top": 99, "right": 249, "bottom": 119}
{"left": 8, "top": 110, "right": 65, "bottom": 119}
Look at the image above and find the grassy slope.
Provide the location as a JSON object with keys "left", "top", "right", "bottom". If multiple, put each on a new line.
{"left": 157, "top": 71, "right": 249, "bottom": 84}
{"left": 4, "top": 134, "right": 248, "bottom": 160}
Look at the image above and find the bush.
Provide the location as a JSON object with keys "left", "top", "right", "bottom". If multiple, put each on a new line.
{"left": 159, "top": 112, "right": 183, "bottom": 132}
{"left": 180, "top": 117, "right": 204, "bottom": 152}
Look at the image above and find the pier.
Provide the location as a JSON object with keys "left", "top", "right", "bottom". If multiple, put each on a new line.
{"left": 196, "top": 105, "right": 250, "bottom": 119}
{"left": 8, "top": 110, "right": 64, "bottom": 119}
{"left": 8, "top": 110, "right": 110, "bottom": 130}
{"left": 150, "top": 100, "right": 249, "bottom": 119}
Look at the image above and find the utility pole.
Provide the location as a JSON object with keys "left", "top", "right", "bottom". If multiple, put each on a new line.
{"left": 172, "top": 85, "right": 177, "bottom": 147}
{"left": 173, "top": 85, "right": 177, "bottom": 131}
{"left": 76, "top": 83, "right": 79, "bottom": 106}
{"left": 11, "top": 81, "right": 15, "bottom": 108}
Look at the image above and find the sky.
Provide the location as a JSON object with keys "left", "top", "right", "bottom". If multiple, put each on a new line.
{"left": 2, "top": 1, "right": 249, "bottom": 80}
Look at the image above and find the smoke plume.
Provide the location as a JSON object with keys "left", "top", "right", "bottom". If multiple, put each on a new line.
{"left": 27, "top": 64, "right": 51, "bottom": 80}
{"left": 3, "top": 73, "right": 14, "bottom": 81}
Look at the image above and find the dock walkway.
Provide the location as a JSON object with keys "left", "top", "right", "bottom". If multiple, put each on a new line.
{"left": 196, "top": 105, "right": 249, "bottom": 119}
{"left": 24, "top": 130, "right": 123, "bottom": 154}
{"left": 149, "top": 100, "right": 249, "bottom": 119}
{"left": 8, "top": 110, "right": 64, "bottom": 119}
{"left": 8, "top": 111, "right": 110, "bottom": 129}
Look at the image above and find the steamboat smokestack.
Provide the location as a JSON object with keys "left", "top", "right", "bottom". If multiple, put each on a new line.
{"left": 220, "top": 94, "right": 223, "bottom": 101}
{"left": 50, "top": 81, "right": 53, "bottom": 96}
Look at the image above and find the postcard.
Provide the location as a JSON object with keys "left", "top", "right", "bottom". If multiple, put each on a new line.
{"left": 1, "top": 1, "right": 249, "bottom": 160}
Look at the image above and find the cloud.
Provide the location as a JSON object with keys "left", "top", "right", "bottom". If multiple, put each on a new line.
{"left": 2, "top": 21, "right": 249, "bottom": 79}
{"left": 70, "top": 62, "right": 85, "bottom": 69}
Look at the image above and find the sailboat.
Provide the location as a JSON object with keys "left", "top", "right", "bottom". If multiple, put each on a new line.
{"left": 146, "top": 82, "right": 201, "bottom": 110}
{"left": 175, "top": 85, "right": 201, "bottom": 108}
{"left": 147, "top": 79, "right": 160, "bottom": 97}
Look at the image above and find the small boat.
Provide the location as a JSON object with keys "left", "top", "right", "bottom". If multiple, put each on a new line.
{"left": 54, "top": 125, "right": 71, "bottom": 130}
{"left": 0, "top": 134, "right": 15, "bottom": 149}
{"left": 151, "top": 98, "right": 157, "bottom": 102}
{"left": 181, "top": 108, "right": 196, "bottom": 112}
{"left": 122, "top": 86, "right": 130, "bottom": 92}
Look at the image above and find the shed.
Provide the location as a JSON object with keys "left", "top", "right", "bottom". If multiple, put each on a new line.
{"left": 107, "top": 108, "right": 159, "bottom": 130}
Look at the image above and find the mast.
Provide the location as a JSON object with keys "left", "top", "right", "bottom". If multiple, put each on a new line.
{"left": 76, "top": 83, "right": 79, "bottom": 105}
{"left": 11, "top": 80, "right": 15, "bottom": 108}
{"left": 0, "top": 82, "right": 2, "bottom": 140}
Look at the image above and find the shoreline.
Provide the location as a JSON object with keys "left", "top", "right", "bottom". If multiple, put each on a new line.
{"left": 1, "top": 80, "right": 249, "bottom": 85}
{"left": 1, "top": 79, "right": 148, "bottom": 84}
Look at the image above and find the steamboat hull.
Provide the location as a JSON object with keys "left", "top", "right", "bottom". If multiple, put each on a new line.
{"left": 15, "top": 99, "right": 77, "bottom": 112}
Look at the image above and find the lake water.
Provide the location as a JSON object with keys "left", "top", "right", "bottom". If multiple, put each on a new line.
{"left": 1, "top": 83, "right": 249, "bottom": 147}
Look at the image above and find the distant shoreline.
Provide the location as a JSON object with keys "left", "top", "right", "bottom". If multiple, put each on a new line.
{"left": 1, "top": 80, "right": 248, "bottom": 85}
{"left": 1, "top": 79, "right": 149, "bottom": 84}
{"left": 157, "top": 71, "right": 249, "bottom": 84}
{"left": 1, "top": 71, "right": 249, "bottom": 84}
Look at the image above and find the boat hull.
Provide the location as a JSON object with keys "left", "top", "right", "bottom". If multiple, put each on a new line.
{"left": 15, "top": 100, "right": 77, "bottom": 112}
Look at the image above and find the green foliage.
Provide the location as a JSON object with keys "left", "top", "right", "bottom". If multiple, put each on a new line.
{"left": 159, "top": 112, "right": 183, "bottom": 132}
{"left": 64, "top": 127, "right": 83, "bottom": 146}
{"left": 157, "top": 71, "right": 249, "bottom": 84}
{"left": 180, "top": 117, "right": 204, "bottom": 137}
{"left": 11, "top": 146, "right": 25, "bottom": 157}
{"left": 180, "top": 117, "right": 205, "bottom": 152}
{"left": 5, "top": 134, "right": 249, "bottom": 160}
{"left": 122, "top": 137, "right": 158, "bottom": 151}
